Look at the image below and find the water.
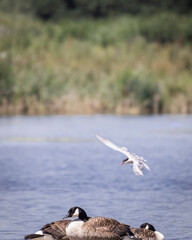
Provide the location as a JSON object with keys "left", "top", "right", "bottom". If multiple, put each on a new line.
{"left": 0, "top": 115, "right": 191, "bottom": 240}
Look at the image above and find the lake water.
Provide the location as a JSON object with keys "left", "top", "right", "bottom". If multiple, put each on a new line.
{"left": 0, "top": 115, "right": 191, "bottom": 240}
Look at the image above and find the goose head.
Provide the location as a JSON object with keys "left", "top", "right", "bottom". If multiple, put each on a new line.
{"left": 140, "top": 223, "right": 156, "bottom": 231}
{"left": 64, "top": 206, "right": 89, "bottom": 221}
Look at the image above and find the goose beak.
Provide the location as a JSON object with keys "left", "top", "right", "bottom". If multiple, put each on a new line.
{"left": 63, "top": 214, "right": 70, "bottom": 219}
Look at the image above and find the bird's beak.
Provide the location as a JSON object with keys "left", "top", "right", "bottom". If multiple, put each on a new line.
{"left": 63, "top": 214, "right": 70, "bottom": 219}
{"left": 121, "top": 158, "right": 128, "bottom": 166}
{"left": 120, "top": 162, "right": 125, "bottom": 167}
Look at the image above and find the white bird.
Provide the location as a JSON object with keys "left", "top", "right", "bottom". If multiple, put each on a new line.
{"left": 96, "top": 135, "right": 150, "bottom": 176}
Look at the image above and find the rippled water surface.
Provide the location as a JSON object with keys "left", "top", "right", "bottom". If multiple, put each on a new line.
{"left": 0, "top": 115, "right": 192, "bottom": 240}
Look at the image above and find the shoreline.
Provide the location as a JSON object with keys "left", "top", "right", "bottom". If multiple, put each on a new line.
{"left": 0, "top": 96, "right": 191, "bottom": 116}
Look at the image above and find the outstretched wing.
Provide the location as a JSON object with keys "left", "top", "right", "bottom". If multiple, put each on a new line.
{"left": 130, "top": 152, "right": 151, "bottom": 175}
{"left": 96, "top": 135, "right": 130, "bottom": 157}
{"left": 133, "top": 163, "right": 144, "bottom": 176}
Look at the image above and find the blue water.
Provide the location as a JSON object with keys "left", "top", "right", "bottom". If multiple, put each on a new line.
{"left": 0, "top": 115, "right": 191, "bottom": 240}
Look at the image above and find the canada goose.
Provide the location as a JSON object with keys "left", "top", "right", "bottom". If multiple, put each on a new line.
{"left": 24, "top": 219, "right": 71, "bottom": 240}
{"left": 64, "top": 206, "right": 135, "bottom": 240}
{"left": 130, "top": 223, "right": 165, "bottom": 240}
{"left": 96, "top": 135, "right": 150, "bottom": 176}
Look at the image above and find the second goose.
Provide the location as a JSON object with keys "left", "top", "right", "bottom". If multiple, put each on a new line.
{"left": 130, "top": 222, "right": 165, "bottom": 240}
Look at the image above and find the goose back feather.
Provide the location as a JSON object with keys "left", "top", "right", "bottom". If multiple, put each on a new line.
{"left": 130, "top": 228, "right": 155, "bottom": 239}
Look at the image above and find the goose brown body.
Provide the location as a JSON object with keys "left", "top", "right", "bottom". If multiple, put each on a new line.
{"left": 65, "top": 207, "right": 134, "bottom": 240}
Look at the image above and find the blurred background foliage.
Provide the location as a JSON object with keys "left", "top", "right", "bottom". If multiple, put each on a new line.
{"left": 0, "top": 0, "right": 192, "bottom": 115}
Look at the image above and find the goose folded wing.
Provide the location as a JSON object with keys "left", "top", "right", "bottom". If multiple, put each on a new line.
{"left": 41, "top": 220, "right": 71, "bottom": 240}
{"left": 82, "top": 217, "right": 125, "bottom": 240}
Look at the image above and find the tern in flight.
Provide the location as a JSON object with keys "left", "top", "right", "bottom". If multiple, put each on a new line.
{"left": 96, "top": 135, "right": 150, "bottom": 176}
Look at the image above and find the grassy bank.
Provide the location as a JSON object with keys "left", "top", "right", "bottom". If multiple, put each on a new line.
{"left": 0, "top": 12, "right": 192, "bottom": 115}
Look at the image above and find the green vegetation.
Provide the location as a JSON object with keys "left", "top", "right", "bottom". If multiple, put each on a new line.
{"left": 0, "top": 11, "right": 192, "bottom": 115}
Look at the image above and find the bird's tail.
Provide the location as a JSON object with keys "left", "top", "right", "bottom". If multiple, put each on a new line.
{"left": 116, "top": 224, "right": 135, "bottom": 239}
{"left": 24, "top": 233, "right": 44, "bottom": 239}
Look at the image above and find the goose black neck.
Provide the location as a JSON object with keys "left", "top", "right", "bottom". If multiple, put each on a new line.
{"left": 79, "top": 208, "right": 89, "bottom": 221}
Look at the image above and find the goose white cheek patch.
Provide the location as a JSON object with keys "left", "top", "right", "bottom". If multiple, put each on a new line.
{"left": 72, "top": 208, "right": 79, "bottom": 217}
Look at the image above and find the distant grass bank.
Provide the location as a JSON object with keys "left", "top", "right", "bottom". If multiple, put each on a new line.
{"left": 0, "top": 12, "right": 192, "bottom": 115}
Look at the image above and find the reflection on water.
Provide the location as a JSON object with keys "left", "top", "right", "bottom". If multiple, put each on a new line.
{"left": 0, "top": 115, "right": 192, "bottom": 240}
